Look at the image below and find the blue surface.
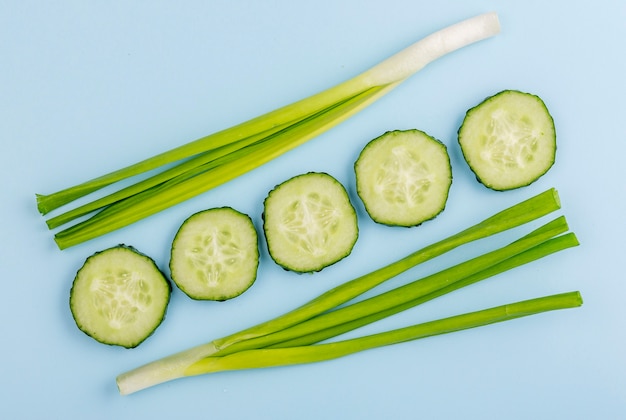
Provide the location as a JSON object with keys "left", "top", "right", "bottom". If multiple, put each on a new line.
{"left": 2, "top": 1, "right": 625, "bottom": 419}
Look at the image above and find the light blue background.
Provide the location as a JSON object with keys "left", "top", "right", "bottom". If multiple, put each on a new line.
{"left": 2, "top": 1, "right": 624, "bottom": 419}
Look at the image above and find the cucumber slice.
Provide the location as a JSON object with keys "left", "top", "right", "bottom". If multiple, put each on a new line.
{"left": 458, "top": 90, "right": 556, "bottom": 191}
{"left": 69, "top": 245, "right": 171, "bottom": 348}
{"left": 170, "top": 207, "right": 259, "bottom": 301}
{"left": 354, "top": 129, "right": 452, "bottom": 227}
{"left": 263, "top": 172, "right": 358, "bottom": 273}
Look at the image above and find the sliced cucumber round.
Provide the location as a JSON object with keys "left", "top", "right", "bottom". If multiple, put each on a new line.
{"left": 170, "top": 207, "right": 259, "bottom": 301}
{"left": 458, "top": 90, "right": 556, "bottom": 191}
{"left": 263, "top": 172, "right": 358, "bottom": 273}
{"left": 69, "top": 245, "right": 171, "bottom": 348}
{"left": 354, "top": 129, "right": 452, "bottom": 227}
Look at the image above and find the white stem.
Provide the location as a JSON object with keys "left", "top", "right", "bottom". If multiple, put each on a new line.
{"left": 360, "top": 12, "right": 500, "bottom": 86}
{"left": 116, "top": 342, "right": 218, "bottom": 395}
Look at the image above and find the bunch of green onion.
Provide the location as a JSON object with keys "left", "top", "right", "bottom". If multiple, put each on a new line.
{"left": 37, "top": 12, "right": 501, "bottom": 249}
{"left": 116, "top": 189, "right": 582, "bottom": 395}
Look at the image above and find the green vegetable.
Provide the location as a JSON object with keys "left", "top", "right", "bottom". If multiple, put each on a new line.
{"left": 262, "top": 172, "right": 358, "bottom": 273}
{"left": 185, "top": 291, "right": 582, "bottom": 376}
{"left": 170, "top": 207, "right": 259, "bottom": 301}
{"left": 268, "top": 232, "right": 579, "bottom": 349}
{"left": 69, "top": 245, "right": 171, "bottom": 348}
{"left": 213, "top": 217, "right": 575, "bottom": 356}
{"left": 458, "top": 90, "right": 556, "bottom": 190}
{"left": 115, "top": 189, "right": 577, "bottom": 395}
{"left": 36, "top": 12, "right": 501, "bottom": 249}
{"left": 354, "top": 129, "right": 452, "bottom": 226}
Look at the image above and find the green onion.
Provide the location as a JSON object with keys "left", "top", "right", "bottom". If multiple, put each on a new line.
{"left": 115, "top": 189, "right": 577, "bottom": 395}
{"left": 212, "top": 217, "right": 574, "bottom": 356}
{"left": 273, "top": 232, "right": 579, "bottom": 349}
{"left": 212, "top": 188, "right": 561, "bottom": 350}
{"left": 52, "top": 85, "right": 393, "bottom": 248}
{"left": 185, "top": 291, "right": 582, "bottom": 376}
{"left": 37, "top": 12, "right": 501, "bottom": 249}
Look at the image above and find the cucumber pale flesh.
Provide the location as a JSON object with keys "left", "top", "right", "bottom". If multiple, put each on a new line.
{"left": 69, "top": 245, "right": 171, "bottom": 348}
{"left": 354, "top": 129, "right": 452, "bottom": 227}
{"left": 458, "top": 90, "right": 556, "bottom": 191}
{"left": 263, "top": 172, "right": 358, "bottom": 273}
{"left": 170, "top": 207, "right": 259, "bottom": 301}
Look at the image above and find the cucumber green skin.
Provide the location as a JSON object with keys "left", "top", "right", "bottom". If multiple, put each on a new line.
{"left": 69, "top": 244, "right": 171, "bottom": 349}
{"left": 169, "top": 207, "right": 259, "bottom": 301}
{"left": 458, "top": 90, "right": 556, "bottom": 191}
{"left": 262, "top": 172, "right": 359, "bottom": 273}
{"left": 354, "top": 129, "right": 452, "bottom": 227}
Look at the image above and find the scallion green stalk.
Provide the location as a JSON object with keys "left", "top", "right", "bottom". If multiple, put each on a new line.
{"left": 38, "top": 12, "right": 500, "bottom": 248}
{"left": 52, "top": 85, "right": 393, "bottom": 248}
{"left": 185, "top": 292, "right": 582, "bottom": 376}
{"left": 212, "top": 217, "right": 573, "bottom": 357}
{"left": 44, "top": 126, "right": 282, "bottom": 229}
{"left": 211, "top": 189, "right": 561, "bottom": 350}
{"left": 45, "top": 86, "right": 387, "bottom": 230}
{"left": 273, "top": 232, "right": 579, "bottom": 349}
